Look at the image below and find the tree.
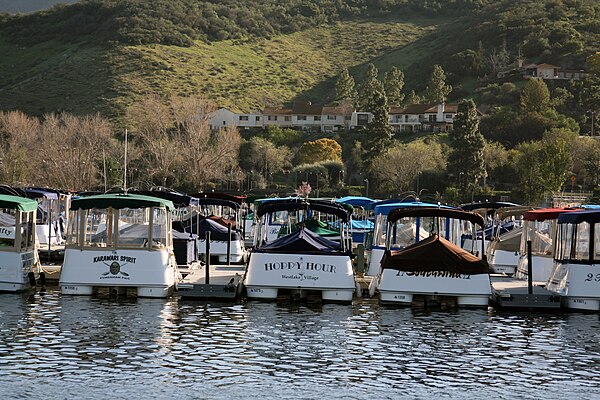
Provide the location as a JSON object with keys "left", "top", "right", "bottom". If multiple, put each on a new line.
{"left": 240, "top": 137, "right": 292, "bottom": 177}
{"left": 516, "top": 128, "right": 578, "bottom": 204}
{"left": 370, "top": 140, "right": 447, "bottom": 193}
{"left": 359, "top": 63, "right": 381, "bottom": 112}
{"left": 406, "top": 90, "right": 422, "bottom": 105}
{"left": 335, "top": 67, "right": 357, "bottom": 105}
{"left": 425, "top": 65, "right": 452, "bottom": 104}
{"left": 520, "top": 78, "right": 551, "bottom": 114}
{"left": 448, "top": 99, "right": 486, "bottom": 193}
{"left": 587, "top": 52, "right": 600, "bottom": 75}
{"left": 298, "top": 138, "right": 342, "bottom": 164}
{"left": 384, "top": 66, "right": 405, "bottom": 107}
{"left": 0, "top": 111, "right": 38, "bottom": 185}
{"left": 365, "top": 86, "right": 392, "bottom": 154}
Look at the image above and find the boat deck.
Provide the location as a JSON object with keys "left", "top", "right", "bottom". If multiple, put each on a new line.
{"left": 178, "top": 264, "right": 245, "bottom": 299}
{"left": 491, "top": 274, "right": 561, "bottom": 309}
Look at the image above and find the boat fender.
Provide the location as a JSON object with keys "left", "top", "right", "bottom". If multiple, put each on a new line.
{"left": 27, "top": 272, "right": 36, "bottom": 287}
{"left": 368, "top": 276, "right": 378, "bottom": 298}
{"left": 39, "top": 272, "right": 46, "bottom": 287}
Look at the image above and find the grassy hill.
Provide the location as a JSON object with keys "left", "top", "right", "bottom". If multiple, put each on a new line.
{"left": 1, "top": 0, "right": 599, "bottom": 120}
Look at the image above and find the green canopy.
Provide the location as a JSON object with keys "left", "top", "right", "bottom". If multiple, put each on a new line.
{"left": 292, "top": 219, "right": 339, "bottom": 237}
{"left": 0, "top": 194, "right": 38, "bottom": 212}
{"left": 71, "top": 193, "right": 174, "bottom": 211}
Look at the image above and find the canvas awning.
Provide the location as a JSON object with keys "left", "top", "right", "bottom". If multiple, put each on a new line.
{"left": 70, "top": 194, "right": 174, "bottom": 211}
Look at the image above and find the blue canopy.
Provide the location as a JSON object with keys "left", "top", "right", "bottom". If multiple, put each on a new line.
{"left": 336, "top": 196, "right": 375, "bottom": 208}
{"left": 373, "top": 201, "right": 452, "bottom": 216}
{"left": 581, "top": 204, "right": 600, "bottom": 210}
{"left": 558, "top": 210, "right": 600, "bottom": 225}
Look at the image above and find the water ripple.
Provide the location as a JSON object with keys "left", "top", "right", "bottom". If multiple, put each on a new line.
{"left": 0, "top": 289, "right": 599, "bottom": 398}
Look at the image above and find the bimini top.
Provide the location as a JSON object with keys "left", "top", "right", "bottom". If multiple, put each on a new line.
{"left": 388, "top": 207, "right": 485, "bottom": 227}
{"left": 196, "top": 198, "right": 241, "bottom": 210}
{"left": 558, "top": 210, "right": 600, "bottom": 225}
{"left": 374, "top": 201, "right": 452, "bottom": 217}
{"left": 24, "top": 187, "right": 61, "bottom": 200}
{"left": 70, "top": 193, "right": 174, "bottom": 211}
{"left": 523, "top": 208, "right": 577, "bottom": 221}
{"left": 461, "top": 201, "right": 520, "bottom": 212}
{"left": 0, "top": 194, "right": 38, "bottom": 212}
{"left": 336, "top": 196, "right": 375, "bottom": 208}
{"left": 130, "top": 190, "right": 199, "bottom": 208}
{"left": 256, "top": 198, "right": 352, "bottom": 222}
{"left": 195, "top": 192, "right": 246, "bottom": 205}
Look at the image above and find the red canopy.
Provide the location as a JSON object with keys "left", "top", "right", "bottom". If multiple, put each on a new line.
{"left": 523, "top": 208, "right": 579, "bottom": 221}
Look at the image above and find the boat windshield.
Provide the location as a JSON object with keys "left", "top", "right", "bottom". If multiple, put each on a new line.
{"left": 0, "top": 209, "right": 35, "bottom": 251}
{"left": 384, "top": 215, "right": 470, "bottom": 251}
{"left": 555, "top": 222, "right": 600, "bottom": 263}
{"left": 67, "top": 207, "right": 170, "bottom": 249}
{"left": 521, "top": 219, "right": 555, "bottom": 256}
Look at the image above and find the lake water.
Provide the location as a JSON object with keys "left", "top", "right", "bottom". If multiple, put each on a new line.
{"left": 1, "top": 288, "right": 600, "bottom": 399}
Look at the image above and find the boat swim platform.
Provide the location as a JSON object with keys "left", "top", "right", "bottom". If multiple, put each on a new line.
{"left": 491, "top": 274, "right": 561, "bottom": 310}
{"left": 178, "top": 264, "right": 244, "bottom": 300}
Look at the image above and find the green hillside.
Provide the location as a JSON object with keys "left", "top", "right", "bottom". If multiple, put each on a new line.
{"left": 0, "top": 0, "right": 599, "bottom": 119}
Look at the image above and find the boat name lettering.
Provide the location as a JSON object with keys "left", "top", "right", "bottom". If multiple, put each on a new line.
{"left": 0, "top": 227, "right": 12, "bottom": 236}
{"left": 397, "top": 270, "right": 471, "bottom": 279}
{"left": 584, "top": 273, "right": 600, "bottom": 282}
{"left": 282, "top": 274, "right": 319, "bottom": 282}
{"left": 264, "top": 262, "right": 336, "bottom": 273}
{"left": 93, "top": 255, "right": 137, "bottom": 264}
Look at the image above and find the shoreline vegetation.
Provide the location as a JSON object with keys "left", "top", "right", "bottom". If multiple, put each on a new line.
{"left": 1, "top": 1, "right": 600, "bottom": 204}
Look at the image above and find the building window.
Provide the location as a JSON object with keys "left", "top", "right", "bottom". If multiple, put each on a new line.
{"left": 268, "top": 116, "right": 277, "bottom": 121}
{"left": 239, "top": 115, "right": 249, "bottom": 121}
{"left": 445, "top": 114, "right": 453, "bottom": 119}
{"left": 314, "top": 115, "right": 321, "bottom": 121}
{"left": 222, "top": 121, "right": 226, "bottom": 125}
{"left": 327, "top": 115, "right": 336, "bottom": 120}
{"left": 256, "top": 116, "right": 261, "bottom": 122}
{"left": 284, "top": 116, "right": 291, "bottom": 121}
{"left": 297, "top": 115, "right": 307, "bottom": 121}
{"left": 345, "top": 116, "right": 351, "bottom": 121}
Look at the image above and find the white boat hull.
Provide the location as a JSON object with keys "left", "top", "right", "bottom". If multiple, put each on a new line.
{"left": 198, "top": 239, "right": 246, "bottom": 263}
{"left": 488, "top": 249, "right": 519, "bottom": 274}
{"left": 60, "top": 248, "right": 177, "bottom": 298}
{"left": 0, "top": 251, "right": 36, "bottom": 292}
{"left": 366, "top": 247, "right": 385, "bottom": 276}
{"left": 378, "top": 269, "right": 491, "bottom": 307}
{"left": 547, "top": 262, "right": 600, "bottom": 311}
{"left": 516, "top": 254, "right": 555, "bottom": 282}
{"left": 244, "top": 252, "right": 355, "bottom": 301}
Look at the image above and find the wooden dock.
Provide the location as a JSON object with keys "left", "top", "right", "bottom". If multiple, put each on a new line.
{"left": 178, "top": 264, "right": 245, "bottom": 299}
{"left": 491, "top": 275, "right": 561, "bottom": 309}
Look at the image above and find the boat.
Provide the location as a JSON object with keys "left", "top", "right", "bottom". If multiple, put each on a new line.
{"left": 547, "top": 209, "right": 600, "bottom": 311}
{"left": 0, "top": 194, "right": 40, "bottom": 292}
{"left": 461, "top": 201, "right": 520, "bottom": 256}
{"left": 24, "top": 187, "right": 71, "bottom": 263}
{"left": 244, "top": 198, "right": 356, "bottom": 302}
{"left": 59, "top": 193, "right": 178, "bottom": 298}
{"left": 335, "top": 196, "right": 375, "bottom": 245}
{"left": 515, "top": 208, "right": 577, "bottom": 283}
{"left": 377, "top": 207, "right": 492, "bottom": 307}
{"left": 189, "top": 196, "right": 247, "bottom": 264}
{"left": 366, "top": 200, "right": 451, "bottom": 277}
{"left": 487, "top": 206, "right": 533, "bottom": 275}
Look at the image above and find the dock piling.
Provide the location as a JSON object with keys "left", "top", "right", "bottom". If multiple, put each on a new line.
{"left": 205, "top": 231, "right": 210, "bottom": 284}
{"left": 226, "top": 222, "right": 231, "bottom": 265}
{"left": 527, "top": 240, "right": 533, "bottom": 294}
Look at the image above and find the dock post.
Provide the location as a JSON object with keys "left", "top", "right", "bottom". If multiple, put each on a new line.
{"left": 527, "top": 239, "right": 533, "bottom": 294}
{"left": 356, "top": 244, "right": 365, "bottom": 275}
{"left": 205, "top": 231, "right": 211, "bottom": 284}
{"left": 226, "top": 222, "right": 232, "bottom": 265}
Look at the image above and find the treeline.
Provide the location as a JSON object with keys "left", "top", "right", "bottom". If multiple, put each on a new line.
{"left": 0, "top": 0, "right": 489, "bottom": 46}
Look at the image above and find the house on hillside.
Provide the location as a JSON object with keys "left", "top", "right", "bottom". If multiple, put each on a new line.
{"left": 263, "top": 107, "right": 293, "bottom": 127}
{"left": 389, "top": 103, "right": 482, "bottom": 133}
{"left": 322, "top": 104, "right": 354, "bottom": 132}
{"left": 291, "top": 101, "right": 323, "bottom": 131}
{"left": 520, "top": 63, "right": 588, "bottom": 80}
{"left": 209, "top": 107, "right": 262, "bottom": 130}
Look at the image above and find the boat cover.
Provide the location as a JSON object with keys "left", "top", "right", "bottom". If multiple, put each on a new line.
{"left": 489, "top": 227, "right": 522, "bottom": 252}
{"left": 381, "top": 234, "right": 489, "bottom": 275}
{"left": 255, "top": 227, "right": 343, "bottom": 254}
{"left": 290, "top": 219, "right": 339, "bottom": 237}
{"left": 178, "top": 217, "right": 242, "bottom": 242}
{"left": 173, "top": 230, "right": 198, "bottom": 265}
{"left": 210, "top": 215, "right": 238, "bottom": 229}
{"left": 558, "top": 210, "right": 600, "bottom": 225}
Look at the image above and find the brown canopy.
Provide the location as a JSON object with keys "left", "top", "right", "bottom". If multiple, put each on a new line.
{"left": 381, "top": 234, "right": 490, "bottom": 275}
{"left": 209, "top": 215, "right": 237, "bottom": 229}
